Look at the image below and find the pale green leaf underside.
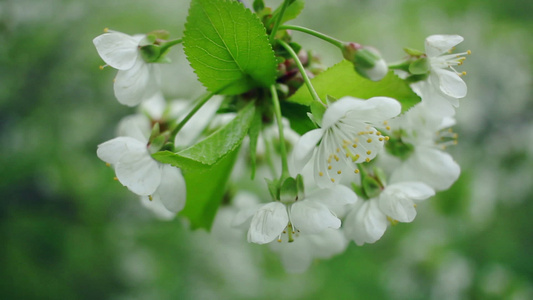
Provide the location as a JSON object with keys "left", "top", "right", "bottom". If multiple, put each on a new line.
{"left": 183, "top": 0, "right": 277, "bottom": 95}
{"left": 152, "top": 102, "right": 255, "bottom": 170}
{"left": 289, "top": 60, "right": 421, "bottom": 112}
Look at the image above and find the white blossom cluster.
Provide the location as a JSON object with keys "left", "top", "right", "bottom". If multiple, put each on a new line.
{"left": 93, "top": 30, "right": 469, "bottom": 273}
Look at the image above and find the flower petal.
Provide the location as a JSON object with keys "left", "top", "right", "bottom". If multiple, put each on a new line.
{"left": 93, "top": 32, "right": 139, "bottom": 70}
{"left": 114, "top": 57, "right": 159, "bottom": 106}
{"left": 378, "top": 182, "right": 434, "bottom": 222}
{"left": 291, "top": 200, "right": 340, "bottom": 234}
{"left": 344, "top": 199, "right": 388, "bottom": 246}
{"left": 115, "top": 147, "right": 161, "bottom": 195}
{"left": 247, "top": 202, "right": 288, "bottom": 244}
{"left": 391, "top": 146, "right": 460, "bottom": 191}
{"left": 291, "top": 128, "right": 323, "bottom": 174}
{"left": 306, "top": 185, "right": 358, "bottom": 208}
{"left": 425, "top": 34, "right": 464, "bottom": 57}
{"left": 96, "top": 136, "right": 145, "bottom": 165}
{"left": 344, "top": 96, "right": 402, "bottom": 123}
{"left": 140, "top": 195, "right": 176, "bottom": 220}
{"left": 154, "top": 165, "right": 186, "bottom": 213}
{"left": 433, "top": 68, "right": 467, "bottom": 98}
{"left": 117, "top": 114, "right": 151, "bottom": 143}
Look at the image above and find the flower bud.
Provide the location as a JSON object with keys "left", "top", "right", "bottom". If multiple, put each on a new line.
{"left": 342, "top": 43, "right": 388, "bottom": 81}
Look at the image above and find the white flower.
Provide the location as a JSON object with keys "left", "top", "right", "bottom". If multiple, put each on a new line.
{"left": 93, "top": 30, "right": 160, "bottom": 106}
{"left": 292, "top": 96, "right": 401, "bottom": 187}
{"left": 97, "top": 115, "right": 186, "bottom": 216}
{"left": 269, "top": 228, "right": 348, "bottom": 273}
{"left": 234, "top": 185, "right": 357, "bottom": 245}
{"left": 378, "top": 182, "right": 435, "bottom": 223}
{"left": 425, "top": 34, "right": 470, "bottom": 99}
{"left": 344, "top": 198, "right": 388, "bottom": 246}
{"left": 388, "top": 103, "right": 461, "bottom": 191}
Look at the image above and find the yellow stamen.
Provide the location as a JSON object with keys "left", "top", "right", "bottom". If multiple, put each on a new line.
{"left": 354, "top": 169, "right": 360, "bottom": 174}
{"left": 331, "top": 178, "right": 335, "bottom": 183}
{"left": 105, "top": 163, "right": 111, "bottom": 167}
{"left": 367, "top": 138, "right": 372, "bottom": 143}
{"left": 365, "top": 158, "right": 370, "bottom": 162}
{"left": 319, "top": 172, "right": 324, "bottom": 176}
{"left": 113, "top": 177, "right": 118, "bottom": 181}
{"left": 467, "top": 50, "right": 472, "bottom": 55}
{"left": 104, "top": 27, "right": 109, "bottom": 33}
{"left": 366, "top": 150, "right": 372, "bottom": 155}
{"left": 337, "top": 170, "right": 342, "bottom": 175}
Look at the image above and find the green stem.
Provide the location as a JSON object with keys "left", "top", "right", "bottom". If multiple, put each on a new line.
{"left": 169, "top": 90, "right": 215, "bottom": 141}
{"left": 270, "top": 85, "right": 290, "bottom": 179}
{"left": 269, "top": 0, "right": 292, "bottom": 44}
{"left": 279, "top": 25, "right": 344, "bottom": 49}
{"left": 277, "top": 40, "right": 323, "bottom": 106}
{"left": 159, "top": 38, "right": 183, "bottom": 54}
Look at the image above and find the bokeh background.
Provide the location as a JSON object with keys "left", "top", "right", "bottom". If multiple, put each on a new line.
{"left": 1, "top": 0, "right": 532, "bottom": 299}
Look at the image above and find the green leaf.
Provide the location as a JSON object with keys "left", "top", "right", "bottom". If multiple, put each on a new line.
{"left": 289, "top": 60, "right": 421, "bottom": 112}
{"left": 271, "top": 0, "right": 305, "bottom": 25}
{"left": 183, "top": 0, "right": 277, "bottom": 95}
{"left": 180, "top": 147, "right": 239, "bottom": 230}
{"left": 280, "top": 101, "right": 315, "bottom": 135}
{"left": 152, "top": 102, "right": 255, "bottom": 170}
{"left": 248, "top": 107, "right": 262, "bottom": 179}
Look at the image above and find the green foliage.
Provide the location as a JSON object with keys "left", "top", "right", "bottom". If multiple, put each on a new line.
{"left": 289, "top": 60, "right": 421, "bottom": 112}
{"left": 152, "top": 102, "right": 255, "bottom": 170}
{"left": 248, "top": 107, "right": 263, "bottom": 179}
{"left": 183, "top": 0, "right": 277, "bottom": 95}
{"left": 180, "top": 147, "right": 240, "bottom": 230}
{"left": 271, "top": 0, "right": 305, "bottom": 25}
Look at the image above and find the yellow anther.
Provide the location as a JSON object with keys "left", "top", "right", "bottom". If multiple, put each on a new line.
{"left": 458, "top": 61, "right": 463, "bottom": 66}
{"left": 113, "top": 177, "right": 118, "bottom": 181}
{"left": 328, "top": 165, "right": 332, "bottom": 170}
{"left": 336, "top": 148, "right": 340, "bottom": 153}
{"left": 277, "top": 239, "right": 282, "bottom": 243}
{"left": 366, "top": 150, "right": 372, "bottom": 155}
{"left": 327, "top": 158, "right": 332, "bottom": 164}
{"left": 352, "top": 144, "right": 358, "bottom": 148}
{"left": 358, "top": 131, "right": 365, "bottom": 135}
{"left": 346, "top": 153, "right": 350, "bottom": 158}
{"left": 379, "top": 137, "right": 384, "bottom": 141}
{"left": 99, "top": 65, "right": 105, "bottom": 70}
{"left": 467, "top": 50, "right": 472, "bottom": 55}
{"left": 385, "top": 136, "right": 390, "bottom": 141}
{"left": 319, "top": 172, "right": 324, "bottom": 176}
{"left": 376, "top": 131, "right": 382, "bottom": 136}
{"left": 331, "top": 178, "right": 335, "bottom": 183}
{"left": 386, "top": 126, "right": 391, "bottom": 130}
{"left": 461, "top": 71, "right": 467, "bottom": 76}
{"left": 354, "top": 169, "right": 360, "bottom": 174}
{"left": 148, "top": 195, "right": 153, "bottom": 201}
{"left": 104, "top": 27, "right": 109, "bottom": 33}
{"left": 383, "top": 121, "right": 388, "bottom": 125}
{"left": 337, "top": 170, "right": 342, "bottom": 175}
{"left": 367, "top": 138, "right": 372, "bottom": 143}
{"left": 334, "top": 155, "right": 339, "bottom": 162}
{"left": 353, "top": 154, "right": 360, "bottom": 161}
{"left": 365, "top": 157, "right": 371, "bottom": 162}
{"left": 105, "top": 163, "right": 111, "bottom": 167}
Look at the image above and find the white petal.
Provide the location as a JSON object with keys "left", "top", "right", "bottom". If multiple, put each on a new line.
{"left": 391, "top": 147, "right": 460, "bottom": 191}
{"left": 93, "top": 32, "right": 139, "bottom": 70}
{"left": 306, "top": 229, "right": 348, "bottom": 259}
{"left": 154, "top": 165, "right": 186, "bottom": 213}
{"left": 115, "top": 147, "right": 162, "bottom": 195}
{"left": 116, "top": 114, "right": 151, "bottom": 143}
{"left": 140, "top": 92, "right": 167, "bottom": 120}
{"left": 306, "top": 185, "right": 358, "bottom": 207}
{"left": 96, "top": 136, "right": 145, "bottom": 164}
{"left": 379, "top": 182, "right": 435, "bottom": 222}
{"left": 247, "top": 202, "right": 288, "bottom": 244}
{"left": 114, "top": 57, "right": 159, "bottom": 106}
{"left": 425, "top": 34, "right": 464, "bottom": 57}
{"left": 344, "top": 96, "right": 402, "bottom": 123}
{"left": 290, "top": 201, "right": 340, "bottom": 234}
{"left": 433, "top": 68, "right": 467, "bottom": 98}
{"left": 322, "top": 97, "right": 363, "bottom": 129}
{"left": 344, "top": 199, "right": 388, "bottom": 246}
{"left": 140, "top": 195, "right": 176, "bottom": 220}
{"left": 291, "top": 128, "right": 323, "bottom": 174}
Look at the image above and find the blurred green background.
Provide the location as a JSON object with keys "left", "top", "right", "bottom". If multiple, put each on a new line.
{"left": 1, "top": 0, "right": 532, "bottom": 299}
